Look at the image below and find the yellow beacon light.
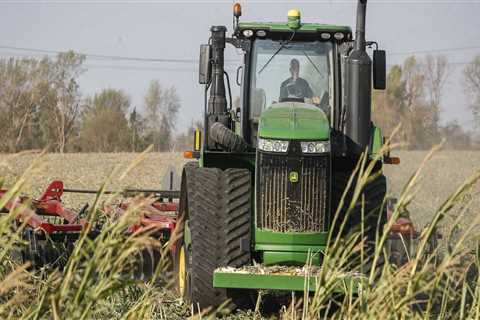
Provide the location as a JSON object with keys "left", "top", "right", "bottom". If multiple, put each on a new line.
{"left": 287, "top": 9, "right": 301, "bottom": 29}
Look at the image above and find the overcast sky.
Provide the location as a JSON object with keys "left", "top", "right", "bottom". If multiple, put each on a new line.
{"left": 1, "top": 0, "right": 479, "bottom": 132}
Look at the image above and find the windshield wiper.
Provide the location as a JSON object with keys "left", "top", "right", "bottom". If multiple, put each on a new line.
{"left": 302, "top": 50, "right": 323, "bottom": 78}
{"left": 258, "top": 30, "right": 296, "bottom": 75}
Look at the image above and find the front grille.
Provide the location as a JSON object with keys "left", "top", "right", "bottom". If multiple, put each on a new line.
{"left": 257, "top": 151, "right": 329, "bottom": 233}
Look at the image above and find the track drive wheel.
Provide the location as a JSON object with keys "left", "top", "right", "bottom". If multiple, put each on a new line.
{"left": 174, "top": 166, "right": 252, "bottom": 313}
{"left": 332, "top": 169, "right": 387, "bottom": 272}
{"left": 174, "top": 162, "right": 197, "bottom": 300}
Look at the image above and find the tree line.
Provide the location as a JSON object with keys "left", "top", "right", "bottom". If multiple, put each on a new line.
{"left": 0, "top": 51, "right": 185, "bottom": 153}
{"left": 0, "top": 51, "right": 479, "bottom": 153}
{"left": 373, "top": 54, "right": 480, "bottom": 150}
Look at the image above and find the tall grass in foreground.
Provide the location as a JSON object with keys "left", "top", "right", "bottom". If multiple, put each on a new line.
{"left": 0, "top": 145, "right": 479, "bottom": 319}
{"left": 0, "top": 151, "right": 188, "bottom": 319}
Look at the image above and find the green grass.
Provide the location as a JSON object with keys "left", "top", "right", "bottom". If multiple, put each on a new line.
{"left": 0, "top": 149, "right": 479, "bottom": 319}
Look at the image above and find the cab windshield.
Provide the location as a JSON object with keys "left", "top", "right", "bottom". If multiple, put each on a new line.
{"left": 249, "top": 39, "right": 334, "bottom": 120}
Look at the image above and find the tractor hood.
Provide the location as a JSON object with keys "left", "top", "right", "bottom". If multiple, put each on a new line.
{"left": 258, "top": 102, "right": 330, "bottom": 140}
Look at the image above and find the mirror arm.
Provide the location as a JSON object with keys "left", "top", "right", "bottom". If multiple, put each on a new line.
{"left": 366, "top": 41, "right": 378, "bottom": 50}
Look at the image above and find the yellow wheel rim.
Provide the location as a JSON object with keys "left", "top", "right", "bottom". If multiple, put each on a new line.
{"left": 178, "top": 245, "right": 186, "bottom": 296}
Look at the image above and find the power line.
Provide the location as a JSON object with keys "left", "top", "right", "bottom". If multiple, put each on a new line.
{"left": 84, "top": 64, "right": 197, "bottom": 72}
{"left": 0, "top": 45, "right": 201, "bottom": 63}
{"left": 0, "top": 44, "right": 476, "bottom": 75}
{"left": 389, "top": 45, "right": 480, "bottom": 56}
{"left": 83, "top": 64, "right": 236, "bottom": 72}
{"left": 0, "top": 43, "right": 478, "bottom": 65}
{"left": 0, "top": 45, "right": 242, "bottom": 65}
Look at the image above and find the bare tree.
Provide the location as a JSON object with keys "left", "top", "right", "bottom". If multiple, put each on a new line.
{"left": 50, "top": 51, "right": 85, "bottom": 153}
{"left": 424, "top": 55, "right": 449, "bottom": 108}
{"left": 422, "top": 54, "right": 449, "bottom": 144}
{"left": 0, "top": 58, "right": 39, "bottom": 152}
{"left": 403, "top": 56, "right": 425, "bottom": 112}
{"left": 144, "top": 80, "right": 162, "bottom": 150}
{"left": 143, "top": 81, "right": 181, "bottom": 151}
{"left": 464, "top": 55, "right": 480, "bottom": 130}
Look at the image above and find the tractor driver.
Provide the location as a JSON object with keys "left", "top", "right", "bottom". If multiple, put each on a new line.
{"left": 279, "top": 58, "right": 321, "bottom": 105}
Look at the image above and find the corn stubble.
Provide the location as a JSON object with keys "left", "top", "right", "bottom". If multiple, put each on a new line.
{"left": 0, "top": 149, "right": 479, "bottom": 319}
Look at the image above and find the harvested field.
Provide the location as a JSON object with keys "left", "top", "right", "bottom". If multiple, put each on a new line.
{"left": 384, "top": 150, "right": 480, "bottom": 228}
{"left": 0, "top": 152, "right": 188, "bottom": 210}
{"left": 1, "top": 150, "right": 478, "bottom": 227}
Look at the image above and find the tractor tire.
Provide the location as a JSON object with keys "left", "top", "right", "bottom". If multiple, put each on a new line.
{"left": 332, "top": 169, "right": 387, "bottom": 270}
{"left": 174, "top": 166, "right": 252, "bottom": 313}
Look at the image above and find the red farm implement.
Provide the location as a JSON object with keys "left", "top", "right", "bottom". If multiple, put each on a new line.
{"left": 1, "top": 177, "right": 179, "bottom": 273}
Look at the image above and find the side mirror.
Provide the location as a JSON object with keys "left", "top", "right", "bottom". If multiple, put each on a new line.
{"left": 199, "top": 44, "right": 211, "bottom": 84}
{"left": 373, "top": 50, "right": 386, "bottom": 90}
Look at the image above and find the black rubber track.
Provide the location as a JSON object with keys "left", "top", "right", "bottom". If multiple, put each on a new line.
{"left": 331, "top": 170, "right": 387, "bottom": 249}
{"left": 186, "top": 167, "right": 251, "bottom": 311}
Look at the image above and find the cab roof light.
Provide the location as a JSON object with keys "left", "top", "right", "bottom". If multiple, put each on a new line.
{"left": 233, "top": 3, "right": 242, "bottom": 18}
{"left": 320, "top": 32, "right": 331, "bottom": 40}
{"left": 334, "top": 32, "right": 345, "bottom": 40}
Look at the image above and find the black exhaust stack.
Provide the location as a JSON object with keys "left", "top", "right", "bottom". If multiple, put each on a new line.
{"left": 346, "top": 0, "right": 371, "bottom": 154}
{"left": 207, "top": 26, "right": 230, "bottom": 148}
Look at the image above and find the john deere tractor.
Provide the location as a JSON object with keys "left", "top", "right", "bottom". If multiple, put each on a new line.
{"left": 175, "top": 0, "right": 391, "bottom": 310}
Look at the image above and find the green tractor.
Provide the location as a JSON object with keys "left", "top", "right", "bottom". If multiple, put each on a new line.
{"left": 175, "top": 0, "right": 394, "bottom": 311}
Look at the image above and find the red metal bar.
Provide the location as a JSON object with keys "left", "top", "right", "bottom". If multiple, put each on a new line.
{"left": 0, "top": 184, "right": 85, "bottom": 235}
{"left": 152, "top": 202, "right": 178, "bottom": 212}
{"left": 115, "top": 200, "right": 177, "bottom": 234}
{"left": 2, "top": 181, "right": 178, "bottom": 236}
{"left": 34, "top": 200, "right": 84, "bottom": 225}
{"left": 39, "top": 180, "right": 64, "bottom": 201}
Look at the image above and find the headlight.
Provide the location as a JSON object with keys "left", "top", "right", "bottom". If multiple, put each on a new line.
{"left": 301, "top": 141, "right": 330, "bottom": 154}
{"left": 242, "top": 29, "right": 254, "bottom": 38}
{"left": 258, "top": 138, "right": 289, "bottom": 153}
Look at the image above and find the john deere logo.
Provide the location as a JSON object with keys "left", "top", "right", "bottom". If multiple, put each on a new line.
{"left": 289, "top": 171, "right": 299, "bottom": 183}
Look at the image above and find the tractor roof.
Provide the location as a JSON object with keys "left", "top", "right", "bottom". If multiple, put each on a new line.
{"left": 238, "top": 21, "right": 352, "bottom": 35}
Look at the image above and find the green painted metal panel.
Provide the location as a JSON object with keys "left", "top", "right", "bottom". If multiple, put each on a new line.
{"left": 238, "top": 22, "right": 352, "bottom": 34}
{"left": 262, "top": 251, "right": 322, "bottom": 266}
{"left": 255, "top": 244, "right": 325, "bottom": 253}
{"left": 213, "top": 270, "right": 363, "bottom": 293}
{"left": 258, "top": 102, "right": 330, "bottom": 140}
{"left": 199, "top": 152, "right": 204, "bottom": 167}
{"left": 184, "top": 221, "right": 191, "bottom": 247}
{"left": 370, "top": 125, "right": 383, "bottom": 157}
{"left": 255, "top": 229, "right": 328, "bottom": 246}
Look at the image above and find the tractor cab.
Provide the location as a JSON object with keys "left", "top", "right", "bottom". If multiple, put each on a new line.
{"left": 234, "top": 13, "right": 354, "bottom": 148}
{"left": 247, "top": 37, "right": 334, "bottom": 146}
